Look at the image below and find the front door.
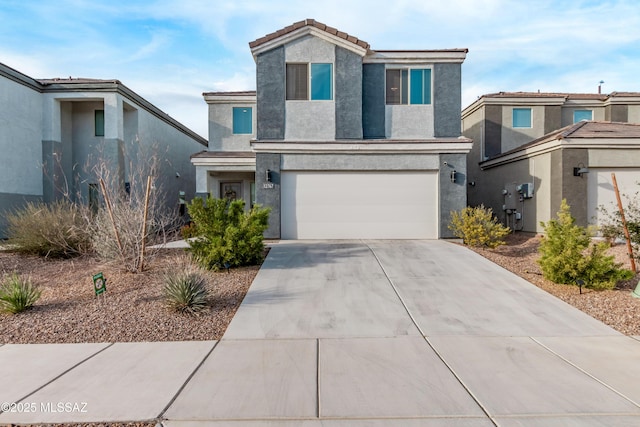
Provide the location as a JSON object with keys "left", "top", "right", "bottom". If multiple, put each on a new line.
{"left": 220, "top": 182, "right": 242, "bottom": 201}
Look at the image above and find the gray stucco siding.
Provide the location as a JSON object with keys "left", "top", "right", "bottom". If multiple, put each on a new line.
{"left": 335, "top": 46, "right": 363, "bottom": 139}
{"left": 0, "top": 193, "right": 42, "bottom": 239}
{"left": 433, "top": 63, "right": 462, "bottom": 138}
{"left": 255, "top": 153, "right": 281, "bottom": 239}
{"left": 484, "top": 105, "right": 502, "bottom": 158}
{"left": 607, "top": 104, "right": 628, "bottom": 123}
{"left": 257, "top": 47, "right": 285, "bottom": 140}
{"left": 208, "top": 103, "right": 256, "bottom": 151}
{"left": 362, "top": 64, "right": 386, "bottom": 139}
{"left": 439, "top": 153, "right": 467, "bottom": 238}
{"left": 281, "top": 153, "right": 439, "bottom": 171}
{"left": 0, "top": 73, "right": 43, "bottom": 197}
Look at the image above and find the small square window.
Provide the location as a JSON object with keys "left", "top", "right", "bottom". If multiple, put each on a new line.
{"left": 232, "top": 107, "right": 252, "bottom": 134}
{"left": 513, "top": 108, "right": 532, "bottom": 128}
{"left": 573, "top": 110, "right": 593, "bottom": 123}
{"left": 95, "top": 110, "right": 105, "bottom": 136}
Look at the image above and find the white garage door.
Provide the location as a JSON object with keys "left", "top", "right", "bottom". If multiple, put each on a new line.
{"left": 281, "top": 171, "right": 439, "bottom": 239}
{"left": 588, "top": 168, "right": 640, "bottom": 226}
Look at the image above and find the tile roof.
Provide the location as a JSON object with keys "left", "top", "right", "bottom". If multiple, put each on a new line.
{"left": 482, "top": 91, "right": 608, "bottom": 100}
{"left": 485, "top": 121, "right": 640, "bottom": 162}
{"left": 202, "top": 91, "right": 257, "bottom": 97}
{"left": 249, "top": 18, "right": 370, "bottom": 50}
{"left": 561, "top": 120, "right": 640, "bottom": 138}
{"left": 480, "top": 91, "right": 640, "bottom": 101}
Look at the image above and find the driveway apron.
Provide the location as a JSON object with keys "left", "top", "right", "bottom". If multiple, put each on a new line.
{"left": 165, "top": 240, "right": 640, "bottom": 426}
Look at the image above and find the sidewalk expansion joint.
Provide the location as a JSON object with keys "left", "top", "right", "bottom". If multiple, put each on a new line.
{"left": 365, "top": 243, "right": 499, "bottom": 427}
{"left": 530, "top": 336, "right": 640, "bottom": 409}
{"left": 157, "top": 340, "right": 219, "bottom": 420}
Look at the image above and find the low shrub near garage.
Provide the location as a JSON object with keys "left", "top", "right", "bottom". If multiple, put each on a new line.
{"left": 186, "top": 197, "right": 270, "bottom": 270}
{"left": 448, "top": 205, "right": 511, "bottom": 248}
{"left": 538, "top": 199, "right": 633, "bottom": 290}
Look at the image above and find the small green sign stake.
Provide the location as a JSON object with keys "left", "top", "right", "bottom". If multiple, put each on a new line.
{"left": 93, "top": 273, "right": 107, "bottom": 296}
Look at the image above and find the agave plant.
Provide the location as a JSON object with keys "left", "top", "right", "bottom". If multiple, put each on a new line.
{"left": 0, "top": 274, "right": 42, "bottom": 314}
{"left": 162, "top": 268, "right": 209, "bottom": 314}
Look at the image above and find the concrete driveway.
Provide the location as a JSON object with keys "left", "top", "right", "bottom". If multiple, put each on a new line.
{"left": 165, "top": 240, "right": 640, "bottom": 426}
{"left": 2, "top": 240, "right": 640, "bottom": 426}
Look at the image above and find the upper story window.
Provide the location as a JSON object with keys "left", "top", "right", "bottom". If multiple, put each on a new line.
{"left": 573, "top": 109, "right": 593, "bottom": 123}
{"left": 385, "top": 68, "right": 431, "bottom": 105}
{"left": 512, "top": 108, "right": 532, "bottom": 128}
{"left": 95, "top": 110, "right": 105, "bottom": 136}
{"left": 232, "top": 107, "right": 253, "bottom": 134}
{"left": 286, "top": 63, "right": 333, "bottom": 101}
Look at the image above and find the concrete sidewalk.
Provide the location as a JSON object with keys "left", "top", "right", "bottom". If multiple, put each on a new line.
{"left": 2, "top": 240, "right": 640, "bottom": 426}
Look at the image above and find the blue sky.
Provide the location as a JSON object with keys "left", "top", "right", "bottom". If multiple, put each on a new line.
{"left": 2, "top": 0, "right": 639, "bottom": 138}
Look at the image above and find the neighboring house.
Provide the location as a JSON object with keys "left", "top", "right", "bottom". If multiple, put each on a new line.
{"left": 462, "top": 92, "right": 640, "bottom": 232}
{"left": 192, "top": 91, "right": 257, "bottom": 210}
{"left": 0, "top": 62, "right": 208, "bottom": 238}
{"left": 193, "top": 19, "right": 471, "bottom": 239}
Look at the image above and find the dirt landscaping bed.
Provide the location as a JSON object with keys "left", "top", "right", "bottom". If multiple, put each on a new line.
{"left": 1, "top": 234, "right": 639, "bottom": 344}
{"left": 0, "top": 248, "right": 259, "bottom": 344}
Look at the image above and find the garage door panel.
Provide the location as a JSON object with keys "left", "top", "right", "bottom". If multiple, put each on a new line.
{"left": 588, "top": 168, "right": 640, "bottom": 226}
{"left": 281, "top": 171, "right": 438, "bottom": 239}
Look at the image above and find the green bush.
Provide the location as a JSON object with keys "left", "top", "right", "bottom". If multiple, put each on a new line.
{"left": 448, "top": 205, "right": 511, "bottom": 248}
{"left": 6, "top": 201, "right": 91, "bottom": 258}
{"left": 0, "top": 274, "right": 42, "bottom": 314}
{"left": 181, "top": 222, "right": 198, "bottom": 239}
{"left": 187, "top": 197, "right": 270, "bottom": 270}
{"left": 538, "top": 199, "right": 633, "bottom": 290}
{"left": 162, "top": 268, "right": 209, "bottom": 314}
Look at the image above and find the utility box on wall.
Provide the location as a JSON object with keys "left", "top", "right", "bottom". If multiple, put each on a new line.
{"left": 517, "top": 183, "right": 534, "bottom": 199}
{"left": 503, "top": 183, "right": 518, "bottom": 210}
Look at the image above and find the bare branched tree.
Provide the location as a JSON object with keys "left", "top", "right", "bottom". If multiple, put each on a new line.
{"left": 87, "top": 142, "right": 180, "bottom": 273}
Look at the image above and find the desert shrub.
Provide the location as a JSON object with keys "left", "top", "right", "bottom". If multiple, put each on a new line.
{"left": 187, "top": 197, "right": 270, "bottom": 270}
{"left": 538, "top": 199, "right": 633, "bottom": 290}
{"left": 181, "top": 222, "right": 198, "bottom": 239}
{"left": 0, "top": 274, "right": 42, "bottom": 314}
{"left": 87, "top": 145, "right": 177, "bottom": 273}
{"left": 162, "top": 267, "right": 209, "bottom": 314}
{"left": 6, "top": 200, "right": 91, "bottom": 258}
{"left": 448, "top": 205, "right": 511, "bottom": 248}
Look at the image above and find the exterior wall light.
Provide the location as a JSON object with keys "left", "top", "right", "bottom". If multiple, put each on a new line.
{"left": 573, "top": 163, "right": 589, "bottom": 177}
{"left": 266, "top": 169, "right": 273, "bottom": 182}
{"left": 450, "top": 170, "right": 457, "bottom": 183}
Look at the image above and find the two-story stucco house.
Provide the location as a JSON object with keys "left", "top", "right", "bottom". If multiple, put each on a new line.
{"left": 193, "top": 19, "right": 471, "bottom": 239}
{"left": 0, "top": 62, "right": 208, "bottom": 238}
{"left": 462, "top": 92, "right": 640, "bottom": 232}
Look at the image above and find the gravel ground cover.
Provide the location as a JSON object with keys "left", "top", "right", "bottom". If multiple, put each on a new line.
{"left": 0, "top": 249, "right": 259, "bottom": 344}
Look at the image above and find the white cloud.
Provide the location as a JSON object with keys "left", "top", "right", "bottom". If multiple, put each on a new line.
{"left": 2, "top": 0, "right": 640, "bottom": 140}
